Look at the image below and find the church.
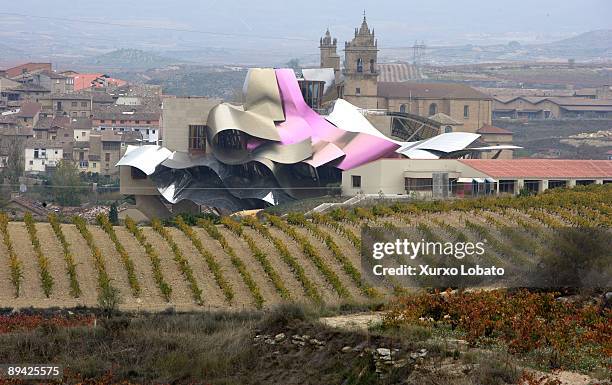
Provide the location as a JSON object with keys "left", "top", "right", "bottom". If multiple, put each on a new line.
{"left": 315, "top": 15, "right": 499, "bottom": 136}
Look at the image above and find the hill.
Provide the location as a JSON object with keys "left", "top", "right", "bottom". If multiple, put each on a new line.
{"left": 83, "top": 48, "right": 184, "bottom": 71}
{"left": 546, "top": 29, "right": 612, "bottom": 51}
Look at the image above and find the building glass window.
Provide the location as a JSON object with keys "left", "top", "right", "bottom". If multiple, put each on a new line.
{"left": 356, "top": 58, "right": 363, "bottom": 73}
{"left": 351, "top": 175, "right": 361, "bottom": 188}
{"left": 370, "top": 59, "right": 375, "bottom": 73}
{"left": 405, "top": 178, "right": 433, "bottom": 192}
{"left": 399, "top": 104, "right": 407, "bottom": 113}
{"left": 464, "top": 105, "right": 469, "bottom": 118}
{"left": 105, "top": 153, "right": 110, "bottom": 162}
{"left": 81, "top": 101, "right": 88, "bottom": 107}
{"left": 102, "top": 142, "right": 120, "bottom": 151}
{"left": 445, "top": 126, "right": 453, "bottom": 133}
{"left": 189, "top": 125, "right": 206, "bottom": 151}
{"left": 71, "top": 101, "right": 77, "bottom": 107}
{"left": 429, "top": 103, "right": 438, "bottom": 115}
{"left": 131, "top": 167, "right": 146, "bottom": 180}
{"left": 355, "top": 87, "right": 361, "bottom": 96}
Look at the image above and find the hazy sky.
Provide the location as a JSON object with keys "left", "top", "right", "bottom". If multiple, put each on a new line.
{"left": 1, "top": 0, "right": 610, "bottom": 52}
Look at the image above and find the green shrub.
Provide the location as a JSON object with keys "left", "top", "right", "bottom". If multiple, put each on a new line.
{"left": 48, "top": 213, "right": 81, "bottom": 297}
{"left": 24, "top": 213, "right": 54, "bottom": 297}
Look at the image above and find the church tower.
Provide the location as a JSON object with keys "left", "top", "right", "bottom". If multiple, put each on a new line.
{"left": 319, "top": 29, "right": 340, "bottom": 75}
{"left": 343, "top": 13, "right": 379, "bottom": 109}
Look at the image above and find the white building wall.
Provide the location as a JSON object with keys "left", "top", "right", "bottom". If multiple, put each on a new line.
{"left": 74, "top": 128, "right": 91, "bottom": 142}
{"left": 24, "top": 147, "right": 63, "bottom": 173}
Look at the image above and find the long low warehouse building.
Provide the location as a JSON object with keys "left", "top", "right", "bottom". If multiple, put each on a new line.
{"left": 341, "top": 159, "right": 612, "bottom": 198}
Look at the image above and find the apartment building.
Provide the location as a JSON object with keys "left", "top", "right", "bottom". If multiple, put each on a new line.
{"left": 24, "top": 139, "right": 64, "bottom": 174}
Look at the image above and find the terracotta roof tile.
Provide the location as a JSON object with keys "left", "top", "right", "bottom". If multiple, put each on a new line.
{"left": 378, "top": 82, "right": 490, "bottom": 100}
{"left": 460, "top": 159, "right": 612, "bottom": 179}
{"left": 477, "top": 124, "right": 513, "bottom": 135}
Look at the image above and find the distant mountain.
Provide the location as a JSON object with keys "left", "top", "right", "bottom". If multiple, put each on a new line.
{"left": 0, "top": 43, "right": 25, "bottom": 67}
{"left": 83, "top": 49, "right": 185, "bottom": 70}
{"left": 546, "top": 30, "right": 612, "bottom": 50}
{"left": 527, "top": 30, "right": 612, "bottom": 60}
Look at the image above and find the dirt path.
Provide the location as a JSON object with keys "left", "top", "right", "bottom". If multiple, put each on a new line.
{"left": 218, "top": 226, "right": 282, "bottom": 306}
{"left": 9, "top": 222, "right": 46, "bottom": 301}
{"left": 188, "top": 227, "right": 253, "bottom": 309}
{"left": 267, "top": 226, "right": 340, "bottom": 305}
{"left": 61, "top": 224, "right": 99, "bottom": 306}
{"left": 241, "top": 226, "right": 308, "bottom": 304}
{"left": 113, "top": 226, "right": 164, "bottom": 306}
{"left": 141, "top": 226, "right": 224, "bottom": 309}
{"left": 87, "top": 226, "right": 134, "bottom": 302}
{"left": 35, "top": 223, "right": 73, "bottom": 302}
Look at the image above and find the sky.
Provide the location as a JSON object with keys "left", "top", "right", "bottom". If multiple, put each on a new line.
{"left": 0, "top": 0, "right": 610, "bottom": 56}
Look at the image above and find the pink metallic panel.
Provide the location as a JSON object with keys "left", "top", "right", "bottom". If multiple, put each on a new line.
{"left": 273, "top": 68, "right": 399, "bottom": 170}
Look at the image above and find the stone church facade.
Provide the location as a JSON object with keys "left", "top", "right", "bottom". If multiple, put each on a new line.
{"left": 320, "top": 15, "right": 493, "bottom": 134}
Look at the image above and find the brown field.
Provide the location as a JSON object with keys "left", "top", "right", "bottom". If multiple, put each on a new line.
{"left": 0, "top": 185, "right": 609, "bottom": 312}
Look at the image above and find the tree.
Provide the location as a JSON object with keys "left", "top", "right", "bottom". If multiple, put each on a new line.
{"left": 1, "top": 134, "right": 25, "bottom": 184}
{"left": 51, "top": 161, "right": 83, "bottom": 206}
{"left": 109, "top": 202, "right": 119, "bottom": 225}
{"left": 286, "top": 58, "right": 301, "bottom": 71}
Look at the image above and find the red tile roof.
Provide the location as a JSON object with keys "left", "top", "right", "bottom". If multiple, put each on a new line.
{"left": 378, "top": 82, "right": 490, "bottom": 100}
{"left": 16, "top": 102, "right": 42, "bottom": 118}
{"left": 459, "top": 159, "right": 612, "bottom": 179}
{"left": 477, "top": 124, "right": 512, "bottom": 135}
{"left": 69, "top": 73, "right": 127, "bottom": 91}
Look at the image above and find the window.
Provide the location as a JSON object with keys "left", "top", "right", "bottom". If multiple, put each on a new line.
{"left": 355, "top": 87, "right": 361, "bottom": 96}
{"left": 146, "top": 120, "right": 151, "bottom": 124}
{"left": 429, "top": 103, "right": 438, "bottom": 115}
{"left": 189, "top": 125, "right": 206, "bottom": 151}
{"left": 81, "top": 131, "right": 86, "bottom": 137}
{"left": 399, "top": 104, "right": 407, "bottom": 113}
{"left": 100, "top": 120, "right": 105, "bottom": 123}
{"left": 131, "top": 167, "right": 146, "bottom": 180}
{"left": 92, "top": 162, "right": 96, "bottom": 168}
{"left": 464, "top": 105, "right": 469, "bottom": 118}
{"left": 135, "top": 120, "right": 140, "bottom": 124}
{"left": 356, "top": 58, "right": 363, "bottom": 73}
{"left": 405, "top": 178, "right": 433, "bottom": 192}
{"left": 444, "top": 126, "right": 453, "bottom": 133}
{"left": 34, "top": 149, "right": 39, "bottom": 159}
{"left": 29, "top": 160, "right": 33, "bottom": 165}
{"left": 81, "top": 101, "right": 88, "bottom": 107}
{"left": 81, "top": 111, "right": 86, "bottom": 117}
{"left": 120, "top": 120, "right": 125, "bottom": 124}
{"left": 105, "top": 153, "right": 110, "bottom": 161}
{"left": 71, "top": 111, "right": 77, "bottom": 117}
{"left": 71, "top": 101, "right": 77, "bottom": 107}
{"left": 370, "top": 59, "right": 375, "bottom": 73}
{"left": 351, "top": 175, "right": 361, "bottom": 188}
{"left": 103, "top": 142, "right": 120, "bottom": 151}
{"left": 111, "top": 120, "right": 116, "bottom": 124}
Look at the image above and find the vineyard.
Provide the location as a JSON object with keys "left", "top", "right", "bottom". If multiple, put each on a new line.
{"left": 0, "top": 185, "right": 610, "bottom": 311}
